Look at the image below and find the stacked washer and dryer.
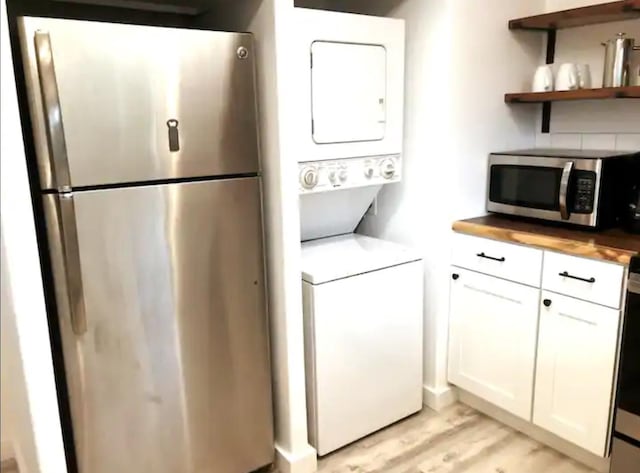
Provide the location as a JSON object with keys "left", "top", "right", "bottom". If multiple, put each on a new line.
{"left": 293, "top": 8, "right": 424, "bottom": 456}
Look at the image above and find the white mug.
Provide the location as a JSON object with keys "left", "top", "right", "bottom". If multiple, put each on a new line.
{"left": 556, "top": 63, "right": 579, "bottom": 91}
{"left": 532, "top": 65, "right": 554, "bottom": 92}
{"left": 577, "top": 64, "right": 592, "bottom": 89}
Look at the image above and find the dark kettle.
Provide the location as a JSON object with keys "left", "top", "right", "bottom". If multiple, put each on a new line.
{"left": 624, "top": 183, "right": 640, "bottom": 234}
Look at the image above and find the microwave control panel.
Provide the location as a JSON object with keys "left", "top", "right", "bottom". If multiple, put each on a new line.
{"left": 572, "top": 170, "right": 597, "bottom": 213}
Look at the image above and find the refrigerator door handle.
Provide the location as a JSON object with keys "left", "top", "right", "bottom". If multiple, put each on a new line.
{"left": 57, "top": 193, "right": 87, "bottom": 335}
{"left": 34, "top": 31, "right": 71, "bottom": 192}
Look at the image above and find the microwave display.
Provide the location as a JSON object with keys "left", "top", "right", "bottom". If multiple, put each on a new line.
{"left": 489, "top": 165, "right": 596, "bottom": 214}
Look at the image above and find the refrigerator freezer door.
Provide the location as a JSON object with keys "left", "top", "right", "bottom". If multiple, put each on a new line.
{"left": 20, "top": 17, "right": 260, "bottom": 190}
{"left": 43, "top": 177, "right": 273, "bottom": 473}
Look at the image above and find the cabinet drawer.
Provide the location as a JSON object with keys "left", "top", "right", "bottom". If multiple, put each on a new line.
{"left": 452, "top": 233, "right": 543, "bottom": 286}
{"left": 542, "top": 251, "right": 625, "bottom": 309}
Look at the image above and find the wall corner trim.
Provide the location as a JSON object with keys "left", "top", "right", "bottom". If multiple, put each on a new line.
{"left": 275, "top": 443, "right": 318, "bottom": 473}
{"left": 423, "top": 384, "right": 458, "bottom": 412}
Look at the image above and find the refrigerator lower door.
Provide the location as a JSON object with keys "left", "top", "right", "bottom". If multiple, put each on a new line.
{"left": 20, "top": 17, "right": 260, "bottom": 190}
{"left": 43, "top": 177, "right": 273, "bottom": 473}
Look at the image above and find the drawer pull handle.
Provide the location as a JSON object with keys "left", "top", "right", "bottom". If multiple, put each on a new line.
{"left": 452, "top": 273, "right": 460, "bottom": 280}
{"left": 558, "top": 271, "right": 596, "bottom": 284}
{"left": 476, "top": 252, "right": 506, "bottom": 262}
{"left": 543, "top": 299, "right": 552, "bottom": 307}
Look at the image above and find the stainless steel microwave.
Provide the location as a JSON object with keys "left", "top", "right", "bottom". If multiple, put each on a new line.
{"left": 487, "top": 149, "right": 639, "bottom": 228}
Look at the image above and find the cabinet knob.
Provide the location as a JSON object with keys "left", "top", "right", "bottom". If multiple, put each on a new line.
{"left": 452, "top": 273, "right": 460, "bottom": 280}
{"left": 543, "top": 299, "right": 552, "bottom": 307}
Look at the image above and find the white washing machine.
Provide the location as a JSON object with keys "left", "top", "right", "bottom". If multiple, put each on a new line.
{"left": 301, "top": 234, "right": 423, "bottom": 455}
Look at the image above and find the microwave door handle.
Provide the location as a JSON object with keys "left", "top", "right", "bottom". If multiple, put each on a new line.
{"left": 559, "top": 161, "right": 574, "bottom": 220}
{"left": 34, "top": 31, "right": 71, "bottom": 192}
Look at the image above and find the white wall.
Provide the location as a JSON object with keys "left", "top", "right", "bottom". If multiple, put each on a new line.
{"left": 359, "top": 0, "right": 544, "bottom": 408}
{"left": 247, "top": 1, "right": 317, "bottom": 471}
{"left": 1, "top": 235, "right": 39, "bottom": 473}
{"left": 545, "top": 0, "right": 610, "bottom": 12}
{"left": 1, "top": 1, "right": 68, "bottom": 472}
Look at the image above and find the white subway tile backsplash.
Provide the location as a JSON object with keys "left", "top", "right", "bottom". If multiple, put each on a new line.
{"left": 615, "top": 134, "right": 640, "bottom": 152}
{"left": 581, "top": 134, "right": 616, "bottom": 150}
{"left": 550, "top": 101, "right": 640, "bottom": 134}
{"left": 550, "top": 133, "right": 582, "bottom": 149}
{"left": 535, "top": 133, "right": 551, "bottom": 148}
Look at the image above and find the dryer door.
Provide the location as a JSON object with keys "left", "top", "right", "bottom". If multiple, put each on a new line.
{"left": 311, "top": 41, "right": 386, "bottom": 144}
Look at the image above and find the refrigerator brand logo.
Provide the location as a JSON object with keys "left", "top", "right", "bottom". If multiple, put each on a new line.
{"left": 166, "top": 119, "right": 180, "bottom": 152}
{"left": 237, "top": 46, "right": 249, "bottom": 59}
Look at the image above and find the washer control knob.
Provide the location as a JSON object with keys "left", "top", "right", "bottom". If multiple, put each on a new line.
{"left": 300, "top": 167, "right": 318, "bottom": 189}
{"left": 364, "top": 166, "right": 374, "bottom": 178}
{"left": 329, "top": 170, "right": 338, "bottom": 184}
{"left": 380, "top": 158, "right": 396, "bottom": 179}
{"left": 339, "top": 169, "right": 348, "bottom": 182}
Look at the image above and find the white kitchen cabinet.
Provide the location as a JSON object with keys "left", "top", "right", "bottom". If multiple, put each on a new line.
{"left": 448, "top": 268, "right": 540, "bottom": 420}
{"left": 533, "top": 291, "right": 622, "bottom": 456}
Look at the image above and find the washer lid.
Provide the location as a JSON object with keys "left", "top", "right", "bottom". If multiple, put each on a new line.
{"left": 301, "top": 234, "right": 421, "bottom": 284}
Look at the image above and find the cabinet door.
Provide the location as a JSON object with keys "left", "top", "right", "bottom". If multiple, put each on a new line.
{"left": 533, "top": 291, "right": 621, "bottom": 456}
{"left": 448, "top": 268, "right": 540, "bottom": 420}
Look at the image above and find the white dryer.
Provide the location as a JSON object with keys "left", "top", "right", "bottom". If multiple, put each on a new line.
{"left": 301, "top": 234, "right": 423, "bottom": 455}
{"left": 292, "top": 8, "right": 405, "bottom": 163}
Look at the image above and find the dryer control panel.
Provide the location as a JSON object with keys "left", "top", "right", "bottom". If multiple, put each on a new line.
{"left": 298, "top": 155, "right": 401, "bottom": 194}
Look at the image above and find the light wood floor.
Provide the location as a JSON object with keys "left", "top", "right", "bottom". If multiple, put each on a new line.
{"left": 317, "top": 403, "right": 598, "bottom": 473}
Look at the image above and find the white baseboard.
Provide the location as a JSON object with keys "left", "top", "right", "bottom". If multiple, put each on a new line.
{"left": 458, "top": 389, "right": 610, "bottom": 473}
{"left": 275, "top": 443, "right": 317, "bottom": 473}
{"left": 422, "top": 384, "right": 458, "bottom": 412}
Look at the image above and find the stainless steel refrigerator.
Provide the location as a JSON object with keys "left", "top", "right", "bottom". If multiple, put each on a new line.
{"left": 19, "top": 17, "right": 273, "bottom": 473}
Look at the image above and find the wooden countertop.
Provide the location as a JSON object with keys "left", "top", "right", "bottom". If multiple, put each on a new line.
{"left": 453, "top": 215, "right": 640, "bottom": 265}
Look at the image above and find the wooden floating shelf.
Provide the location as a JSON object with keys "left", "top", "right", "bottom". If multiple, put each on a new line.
{"left": 505, "top": 86, "right": 640, "bottom": 103}
{"left": 509, "top": 0, "right": 640, "bottom": 30}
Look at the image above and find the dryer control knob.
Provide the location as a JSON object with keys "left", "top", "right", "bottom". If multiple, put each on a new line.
{"left": 301, "top": 167, "right": 318, "bottom": 189}
{"left": 339, "top": 169, "right": 348, "bottom": 182}
{"left": 380, "top": 158, "right": 396, "bottom": 179}
{"left": 329, "top": 170, "right": 337, "bottom": 184}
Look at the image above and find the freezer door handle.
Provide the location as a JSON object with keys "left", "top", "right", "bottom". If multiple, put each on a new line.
{"left": 34, "top": 31, "right": 71, "bottom": 192}
{"left": 57, "top": 193, "right": 87, "bottom": 335}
